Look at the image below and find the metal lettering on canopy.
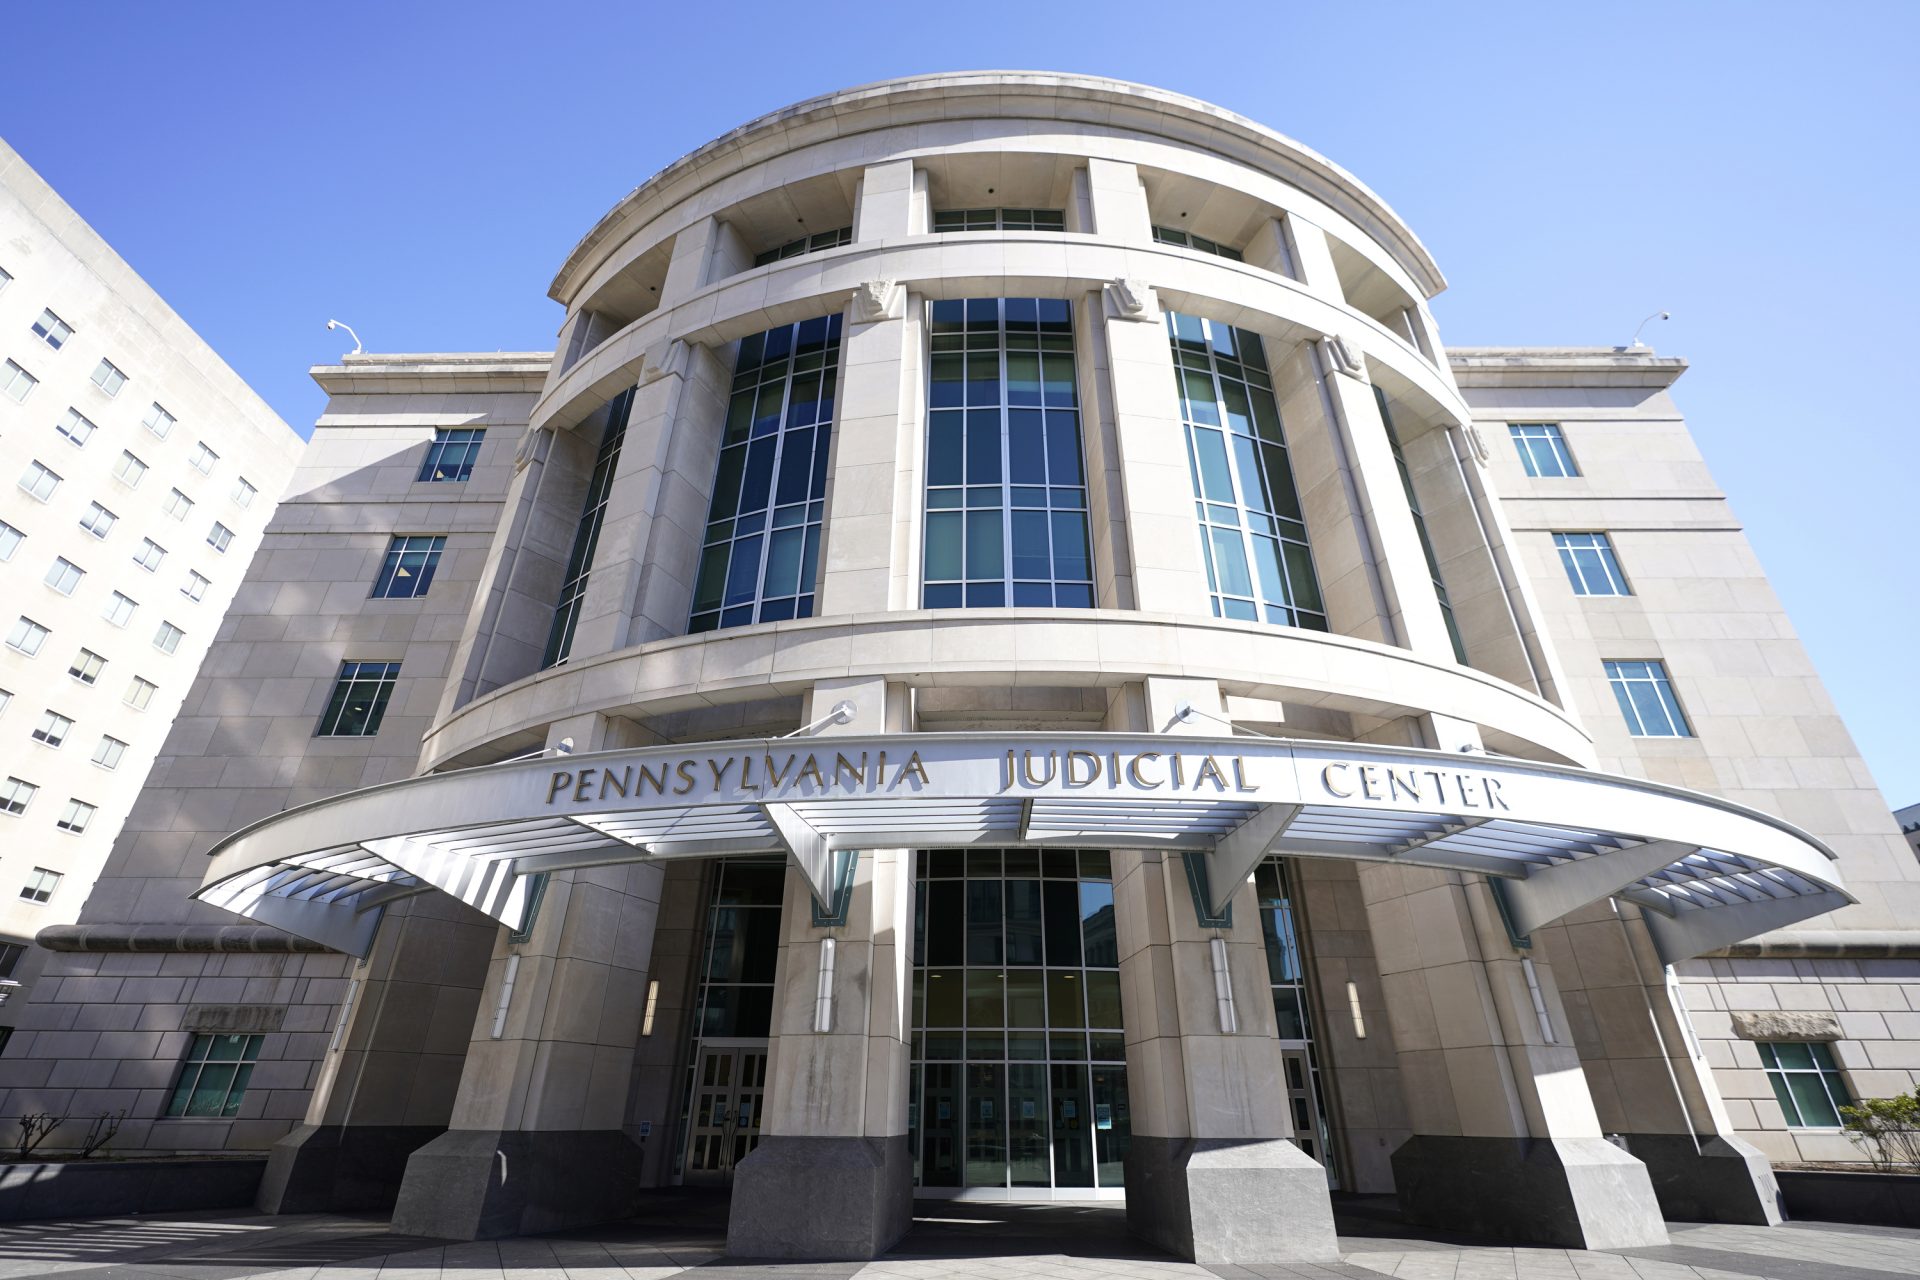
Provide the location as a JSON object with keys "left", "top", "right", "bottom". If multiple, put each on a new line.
{"left": 194, "top": 732, "right": 1849, "bottom": 963}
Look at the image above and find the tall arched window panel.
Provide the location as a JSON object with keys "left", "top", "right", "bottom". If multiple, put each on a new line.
{"left": 1167, "top": 313, "right": 1326, "bottom": 630}
{"left": 923, "top": 299, "right": 1092, "bottom": 609}
{"left": 689, "top": 315, "right": 842, "bottom": 634}
{"left": 542, "top": 386, "right": 636, "bottom": 668}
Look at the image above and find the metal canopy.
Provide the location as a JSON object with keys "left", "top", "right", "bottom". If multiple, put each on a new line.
{"left": 194, "top": 732, "right": 1850, "bottom": 963}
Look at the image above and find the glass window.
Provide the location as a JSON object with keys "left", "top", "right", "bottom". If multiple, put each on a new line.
{"left": 69, "top": 649, "right": 106, "bottom": 685}
{"left": 113, "top": 450, "right": 147, "bottom": 488}
{"left": 753, "top": 225, "right": 853, "bottom": 267}
{"left": 1759, "top": 1041, "right": 1853, "bottom": 1128}
{"left": 689, "top": 317, "right": 843, "bottom": 634}
{"left": 163, "top": 488, "right": 193, "bottom": 520}
{"left": 79, "top": 502, "right": 116, "bottom": 538}
{"left": 2, "top": 358, "right": 38, "bottom": 403}
{"left": 1604, "top": 659, "right": 1693, "bottom": 738}
{"left": 19, "top": 866, "right": 60, "bottom": 901}
{"left": 1167, "top": 311, "right": 1327, "bottom": 630}
{"left": 370, "top": 534, "right": 446, "bottom": 599}
{"left": 315, "top": 660, "right": 401, "bottom": 737}
{"left": 923, "top": 299, "right": 1093, "bottom": 609}
{"left": 90, "top": 359, "right": 127, "bottom": 397}
{"left": 182, "top": 571, "right": 210, "bottom": 602}
{"left": 142, "top": 402, "right": 175, "bottom": 438}
{"left": 1375, "top": 385, "right": 1466, "bottom": 662}
{"left": 543, "top": 391, "right": 634, "bottom": 665}
{"left": 0, "top": 688, "right": 9, "bottom": 716}
{"left": 206, "top": 522, "right": 233, "bottom": 553}
{"left": 55, "top": 407, "right": 96, "bottom": 447}
{"left": 31, "top": 309, "right": 74, "bottom": 349}
{"left": 154, "top": 621, "right": 185, "bottom": 654}
{"left": 1, "top": 778, "right": 38, "bottom": 816}
{"left": 0, "top": 942, "right": 21, "bottom": 981}
{"left": 188, "top": 442, "right": 218, "bottom": 474}
{"left": 55, "top": 798, "right": 94, "bottom": 834}
{"left": 31, "top": 710, "right": 72, "bottom": 748}
{"left": 1554, "top": 532, "right": 1631, "bottom": 596}
{"left": 164, "top": 1033, "right": 264, "bottom": 1117}
{"left": 133, "top": 538, "right": 166, "bottom": 571}
{"left": 1510, "top": 423, "right": 1577, "bottom": 477}
{"left": 125, "top": 676, "right": 157, "bottom": 710}
{"left": 0, "top": 266, "right": 10, "bottom": 293}
{"left": 1152, "top": 226, "right": 1245, "bottom": 261}
{"left": 7, "top": 617, "right": 49, "bottom": 656}
{"left": 231, "top": 476, "right": 257, "bottom": 508}
{"left": 19, "top": 460, "right": 61, "bottom": 502}
{"left": 93, "top": 735, "right": 128, "bottom": 770}
{"left": 0, "top": 521, "right": 20, "bottom": 560}
{"left": 932, "top": 209, "right": 1066, "bottom": 232}
{"left": 103, "top": 591, "right": 137, "bottom": 627}
{"left": 44, "top": 556, "right": 83, "bottom": 595}
{"left": 418, "top": 428, "right": 484, "bottom": 482}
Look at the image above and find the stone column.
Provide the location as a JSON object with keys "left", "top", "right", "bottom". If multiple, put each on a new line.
{"left": 1539, "top": 901, "right": 1782, "bottom": 1224}
{"left": 1110, "top": 677, "right": 1339, "bottom": 1263}
{"left": 389, "top": 714, "right": 662, "bottom": 1240}
{"left": 726, "top": 677, "right": 915, "bottom": 1260}
{"left": 1359, "top": 715, "right": 1669, "bottom": 1249}
{"left": 256, "top": 894, "right": 497, "bottom": 1211}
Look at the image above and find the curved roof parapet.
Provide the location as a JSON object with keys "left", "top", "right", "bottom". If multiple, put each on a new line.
{"left": 550, "top": 71, "right": 1447, "bottom": 305}
{"left": 195, "top": 731, "right": 1848, "bottom": 966}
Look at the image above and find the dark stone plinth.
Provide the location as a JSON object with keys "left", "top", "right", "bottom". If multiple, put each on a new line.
{"left": 1392, "top": 1135, "right": 1668, "bottom": 1249}
{"left": 1124, "top": 1136, "right": 1338, "bottom": 1263}
{"left": 257, "top": 1124, "right": 447, "bottom": 1214}
{"left": 1776, "top": 1168, "right": 1920, "bottom": 1228}
{"left": 1621, "top": 1132, "right": 1783, "bottom": 1225}
{"left": 725, "top": 1135, "right": 912, "bottom": 1260}
{"left": 0, "top": 1157, "right": 264, "bottom": 1222}
{"left": 388, "top": 1129, "right": 646, "bottom": 1240}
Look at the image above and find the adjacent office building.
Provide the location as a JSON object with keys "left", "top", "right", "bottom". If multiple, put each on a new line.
{"left": 0, "top": 139, "right": 302, "bottom": 1040}
{"left": 0, "top": 75, "right": 1914, "bottom": 1263}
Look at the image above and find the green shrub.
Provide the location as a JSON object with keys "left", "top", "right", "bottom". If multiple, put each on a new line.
{"left": 1839, "top": 1091, "right": 1920, "bottom": 1172}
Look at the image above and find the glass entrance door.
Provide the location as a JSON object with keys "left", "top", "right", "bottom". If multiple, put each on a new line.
{"left": 683, "top": 1042, "right": 768, "bottom": 1186}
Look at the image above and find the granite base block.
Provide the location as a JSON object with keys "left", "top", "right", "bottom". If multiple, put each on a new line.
{"left": 1124, "top": 1136, "right": 1338, "bottom": 1263}
{"left": 1392, "top": 1135, "right": 1669, "bottom": 1249}
{"left": 725, "top": 1135, "right": 912, "bottom": 1260}
{"left": 1622, "top": 1132, "right": 1783, "bottom": 1225}
{"left": 0, "top": 1157, "right": 264, "bottom": 1222}
{"left": 257, "top": 1124, "right": 448, "bottom": 1214}
{"left": 388, "top": 1129, "right": 646, "bottom": 1240}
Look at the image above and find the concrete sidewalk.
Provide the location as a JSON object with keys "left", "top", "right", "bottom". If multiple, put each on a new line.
{"left": 0, "top": 1199, "right": 1915, "bottom": 1280}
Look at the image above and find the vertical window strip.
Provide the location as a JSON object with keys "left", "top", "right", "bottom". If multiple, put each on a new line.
{"left": 1553, "top": 532, "right": 1631, "bottom": 596}
{"left": 1604, "top": 659, "right": 1693, "bottom": 738}
{"left": 923, "top": 299, "right": 1093, "bottom": 609}
{"left": 689, "top": 315, "right": 844, "bottom": 634}
{"left": 1167, "top": 311, "right": 1325, "bottom": 630}
{"left": 1375, "top": 385, "right": 1466, "bottom": 662}
{"left": 542, "top": 389, "right": 636, "bottom": 667}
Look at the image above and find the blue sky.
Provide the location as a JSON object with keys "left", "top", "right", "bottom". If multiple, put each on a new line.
{"left": 4, "top": 2, "right": 1915, "bottom": 803}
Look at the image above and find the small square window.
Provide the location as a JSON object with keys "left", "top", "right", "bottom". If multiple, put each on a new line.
{"left": 31, "top": 710, "right": 72, "bottom": 748}
{"left": 417, "top": 429, "right": 484, "bottom": 482}
{"left": 142, "top": 403, "right": 176, "bottom": 439}
{"left": 69, "top": 649, "right": 106, "bottom": 685}
{"left": 125, "top": 677, "right": 158, "bottom": 710}
{"left": 103, "top": 591, "right": 137, "bottom": 627}
{"left": 44, "top": 557, "right": 84, "bottom": 596}
{"left": 154, "top": 621, "right": 185, "bottom": 654}
{"left": 79, "top": 502, "right": 117, "bottom": 538}
{"left": 31, "top": 309, "right": 74, "bottom": 349}
{"left": 1509, "top": 423, "right": 1578, "bottom": 478}
{"left": 163, "top": 488, "right": 194, "bottom": 520}
{"left": 90, "top": 359, "right": 127, "bottom": 397}
{"left": 55, "top": 407, "right": 96, "bottom": 447}
{"left": 188, "top": 442, "right": 218, "bottom": 474}
{"left": 1, "top": 779, "right": 39, "bottom": 818}
{"left": 55, "top": 798, "right": 95, "bottom": 834}
{"left": 19, "top": 866, "right": 61, "bottom": 902}
{"left": 0, "top": 687, "right": 10, "bottom": 716}
{"left": 1760, "top": 1041, "right": 1854, "bottom": 1128}
{"left": 0, "top": 521, "right": 22, "bottom": 561}
{"left": 207, "top": 522, "right": 234, "bottom": 554}
{"left": 371, "top": 535, "right": 447, "bottom": 599}
{"left": 165, "top": 1033, "right": 264, "bottom": 1117}
{"left": 1554, "top": 533, "right": 1631, "bottom": 597}
{"left": 0, "top": 266, "right": 10, "bottom": 293}
{"left": 182, "top": 571, "right": 210, "bottom": 602}
{"left": 231, "top": 477, "right": 257, "bottom": 508}
{"left": 113, "top": 451, "right": 148, "bottom": 488}
{"left": 133, "top": 538, "right": 166, "bottom": 571}
{"left": 1604, "top": 659, "right": 1693, "bottom": 738}
{"left": 316, "top": 660, "right": 401, "bottom": 737}
{"left": 93, "top": 735, "right": 128, "bottom": 770}
{"left": 6, "top": 617, "right": 49, "bottom": 657}
{"left": 2, "top": 358, "right": 39, "bottom": 403}
{"left": 18, "top": 460, "right": 61, "bottom": 502}
{"left": 0, "top": 941, "right": 22, "bottom": 981}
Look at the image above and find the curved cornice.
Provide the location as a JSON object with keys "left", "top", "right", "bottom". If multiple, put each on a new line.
{"left": 550, "top": 71, "right": 1446, "bottom": 305}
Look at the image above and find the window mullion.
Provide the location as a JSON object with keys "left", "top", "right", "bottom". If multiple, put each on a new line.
{"left": 999, "top": 300, "right": 1014, "bottom": 602}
